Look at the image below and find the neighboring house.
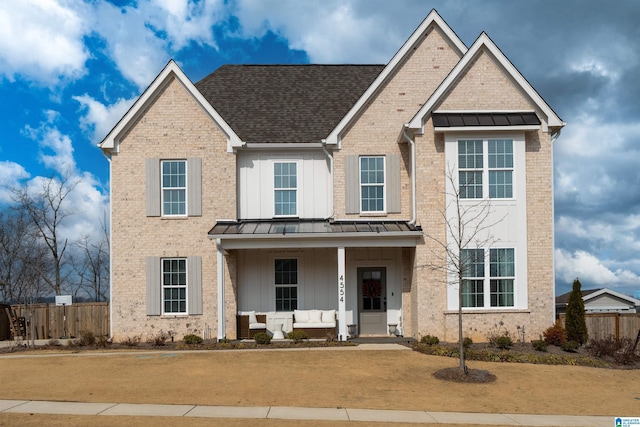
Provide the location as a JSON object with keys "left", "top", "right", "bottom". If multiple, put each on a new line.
{"left": 99, "top": 10, "right": 564, "bottom": 342}
{"left": 556, "top": 288, "right": 640, "bottom": 315}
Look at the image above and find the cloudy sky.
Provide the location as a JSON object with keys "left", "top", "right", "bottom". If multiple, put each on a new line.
{"left": 1, "top": 0, "right": 639, "bottom": 299}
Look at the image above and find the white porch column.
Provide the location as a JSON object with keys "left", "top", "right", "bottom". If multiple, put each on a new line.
{"left": 337, "top": 246, "right": 347, "bottom": 341}
{"left": 216, "top": 239, "right": 225, "bottom": 340}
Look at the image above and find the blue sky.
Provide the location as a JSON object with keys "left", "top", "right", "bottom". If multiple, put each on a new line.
{"left": 1, "top": 0, "right": 639, "bottom": 298}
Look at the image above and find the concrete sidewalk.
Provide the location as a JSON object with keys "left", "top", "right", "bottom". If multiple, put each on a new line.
{"left": 0, "top": 399, "right": 615, "bottom": 426}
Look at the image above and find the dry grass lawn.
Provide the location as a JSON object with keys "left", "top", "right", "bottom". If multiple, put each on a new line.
{"left": 0, "top": 347, "right": 638, "bottom": 426}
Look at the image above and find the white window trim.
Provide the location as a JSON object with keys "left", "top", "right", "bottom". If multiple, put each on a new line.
{"left": 161, "top": 257, "right": 188, "bottom": 316}
{"left": 273, "top": 160, "right": 300, "bottom": 218}
{"left": 161, "top": 159, "right": 188, "bottom": 217}
{"left": 359, "top": 155, "right": 386, "bottom": 214}
{"left": 457, "top": 247, "right": 516, "bottom": 310}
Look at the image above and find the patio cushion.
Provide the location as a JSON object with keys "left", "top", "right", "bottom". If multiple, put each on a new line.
{"left": 294, "top": 309, "right": 309, "bottom": 322}
{"left": 322, "top": 310, "right": 336, "bottom": 323}
{"left": 248, "top": 311, "right": 258, "bottom": 324}
{"left": 293, "top": 322, "right": 334, "bottom": 329}
{"left": 249, "top": 322, "right": 266, "bottom": 330}
{"left": 308, "top": 310, "right": 322, "bottom": 323}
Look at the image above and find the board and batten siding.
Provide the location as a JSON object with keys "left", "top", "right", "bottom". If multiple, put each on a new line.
{"left": 237, "top": 151, "right": 331, "bottom": 220}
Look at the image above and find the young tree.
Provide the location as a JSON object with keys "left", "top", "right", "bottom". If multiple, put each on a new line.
{"left": 425, "top": 167, "right": 504, "bottom": 372}
{"left": 565, "top": 278, "right": 588, "bottom": 345}
{"left": 12, "top": 175, "right": 79, "bottom": 296}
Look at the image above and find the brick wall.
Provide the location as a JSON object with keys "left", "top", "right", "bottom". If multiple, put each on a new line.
{"left": 110, "top": 76, "right": 235, "bottom": 341}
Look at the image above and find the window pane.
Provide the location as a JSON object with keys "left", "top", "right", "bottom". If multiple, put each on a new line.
{"left": 459, "top": 171, "right": 483, "bottom": 199}
{"left": 490, "top": 279, "right": 514, "bottom": 307}
{"left": 458, "top": 140, "right": 483, "bottom": 169}
{"left": 162, "top": 258, "right": 186, "bottom": 314}
{"left": 461, "top": 279, "right": 484, "bottom": 307}
{"left": 274, "top": 162, "right": 297, "bottom": 216}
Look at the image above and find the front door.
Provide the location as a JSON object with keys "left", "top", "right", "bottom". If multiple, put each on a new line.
{"left": 358, "top": 267, "right": 387, "bottom": 335}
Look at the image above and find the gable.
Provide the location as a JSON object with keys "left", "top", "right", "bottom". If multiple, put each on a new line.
{"left": 437, "top": 50, "right": 531, "bottom": 111}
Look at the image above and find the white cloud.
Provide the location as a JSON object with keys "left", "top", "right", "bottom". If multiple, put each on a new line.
{"left": 233, "top": 0, "right": 405, "bottom": 63}
{"left": 23, "top": 119, "right": 77, "bottom": 176}
{"left": 555, "top": 248, "right": 640, "bottom": 291}
{"left": 0, "top": 162, "right": 30, "bottom": 204}
{"left": 0, "top": 0, "right": 90, "bottom": 85}
{"left": 74, "top": 95, "right": 136, "bottom": 144}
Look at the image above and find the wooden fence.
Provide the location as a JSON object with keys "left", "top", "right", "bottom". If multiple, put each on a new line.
{"left": 10, "top": 302, "right": 109, "bottom": 340}
{"left": 558, "top": 312, "right": 640, "bottom": 340}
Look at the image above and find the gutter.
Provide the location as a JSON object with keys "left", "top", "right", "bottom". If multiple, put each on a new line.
{"left": 402, "top": 126, "right": 417, "bottom": 225}
{"left": 321, "top": 140, "right": 335, "bottom": 220}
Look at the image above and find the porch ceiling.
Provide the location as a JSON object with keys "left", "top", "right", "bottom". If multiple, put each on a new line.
{"left": 208, "top": 219, "right": 423, "bottom": 249}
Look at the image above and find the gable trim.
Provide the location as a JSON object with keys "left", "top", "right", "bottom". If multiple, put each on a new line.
{"left": 99, "top": 60, "right": 243, "bottom": 154}
{"left": 324, "top": 9, "right": 467, "bottom": 146}
{"left": 407, "top": 33, "right": 565, "bottom": 135}
{"left": 583, "top": 288, "right": 640, "bottom": 305}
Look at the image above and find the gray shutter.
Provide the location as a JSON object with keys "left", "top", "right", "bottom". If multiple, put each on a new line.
{"left": 187, "top": 158, "right": 202, "bottom": 217}
{"left": 188, "top": 256, "right": 203, "bottom": 315}
{"left": 387, "top": 154, "right": 401, "bottom": 213}
{"left": 146, "top": 158, "right": 161, "bottom": 217}
{"left": 146, "top": 257, "right": 161, "bottom": 315}
{"left": 345, "top": 155, "right": 360, "bottom": 214}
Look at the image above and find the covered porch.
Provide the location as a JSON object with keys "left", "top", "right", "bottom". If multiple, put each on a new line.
{"left": 208, "top": 219, "right": 422, "bottom": 341}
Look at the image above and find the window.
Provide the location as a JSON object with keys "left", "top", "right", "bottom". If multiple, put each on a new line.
{"left": 458, "top": 139, "right": 513, "bottom": 199}
{"left": 459, "top": 248, "right": 515, "bottom": 308}
{"left": 488, "top": 139, "right": 513, "bottom": 198}
{"left": 360, "top": 156, "right": 385, "bottom": 212}
{"left": 162, "top": 160, "right": 186, "bottom": 216}
{"left": 275, "top": 259, "right": 298, "bottom": 311}
{"left": 274, "top": 162, "right": 297, "bottom": 216}
{"left": 458, "top": 140, "right": 483, "bottom": 199}
{"left": 461, "top": 249, "right": 484, "bottom": 308}
{"left": 162, "top": 258, "right": 186, "bottom": 314}
{"left": 490, "top": 248, "right": 515, "bottom": 307}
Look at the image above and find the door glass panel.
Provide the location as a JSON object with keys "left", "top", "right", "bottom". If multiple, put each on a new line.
{"left": 361, "top": 270, "right": 383, "bottom": 312}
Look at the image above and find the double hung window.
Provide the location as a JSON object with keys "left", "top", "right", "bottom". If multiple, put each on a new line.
{"left": 162, "top": 160, "right": 186, "bottom": 216}
{"left": 360, "top": 156, "right": 385, "bottom": 212}
{"left": 274, "top": 162, "right": 297, "bottom": 216}
{"left": 275, "top": 259, "right": 298, "bottom": 311}
{"left": 162, "top": 258, "right": 187, "bottom": 314}
{"left": 458, "top": 139, "right": 513, "bottom": 199}
{"left": 460, "top": 248, "right": 515, "bottom": 308}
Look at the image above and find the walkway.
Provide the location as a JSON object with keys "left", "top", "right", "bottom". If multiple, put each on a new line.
{"left": 0, "top": 399, "right": 615, "bottom": 426}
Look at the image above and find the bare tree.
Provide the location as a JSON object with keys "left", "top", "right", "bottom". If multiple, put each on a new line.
{"left": 424, "top": 166, "right": 503, "bottom": 372}
{"left": 12, "top": 175, "right": 79, "bottom": 296}
{"left": 71, "top": 212, "right": 110, "bottom": 301}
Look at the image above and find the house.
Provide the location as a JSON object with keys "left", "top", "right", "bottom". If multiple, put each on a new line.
{"left": 99, "top": 10, "right": 564, "bottom": 342}
{"left": 556, "top": 288, "right": 640, "bottom": 315}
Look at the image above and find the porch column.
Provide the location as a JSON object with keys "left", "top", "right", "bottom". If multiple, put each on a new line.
{"left": 216, "top": 239, "right": 225, "bottom": 340}
{"left": 337, "top": 246, "right": 347, "bottom": 341}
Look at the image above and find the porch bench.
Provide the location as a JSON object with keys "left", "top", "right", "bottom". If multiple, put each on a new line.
{"left": 236, "top": 312, "right": 267, "bottom": 339}
{"left": 293, "top": 309, "right": 337, "bottom": 339}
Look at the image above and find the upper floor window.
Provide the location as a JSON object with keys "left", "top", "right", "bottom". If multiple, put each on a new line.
{"left": 360, "top": 156, "right": 385, "bottom": 212}
{"left": 274, "top": 162, "right": 297, "bottom": 216}
{"left": 275, "top": 258, "right": 298, "bottom": 311}
{"left": 458, "top": 139, "right": 513, "bottom": 199}
{"left": 162, "top": 160, "right": 186, "bottom": 216}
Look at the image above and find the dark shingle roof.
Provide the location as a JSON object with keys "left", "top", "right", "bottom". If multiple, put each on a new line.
{"left": 195, "top": 65, "right": 384, "bottom": 143}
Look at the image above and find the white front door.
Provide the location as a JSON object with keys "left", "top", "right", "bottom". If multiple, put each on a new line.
{"left": 358, "top": 267, "right": 387, "bottom": 335}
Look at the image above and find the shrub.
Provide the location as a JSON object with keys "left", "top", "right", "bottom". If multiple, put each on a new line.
{"left": 532, "top": 339, "right": 548, "bottom": 352}
{"left": 493, "top": 335, "right": 513, "bottom": 350}
{"left": 253, "top": 332, "right": 272, "bottom": 344}
{"left": 561, "top": 340, "right": 580, "bottom": 352}
{"left": 462, "top": 337, "right": 473, "bottom": 349}
{"left": 287, "top": 330, "right": 308, "bottom": 343}
{"left": 148, "top": 331, "right": 169, "bottom": 346}
{"left": 565, "top": 278, "right": 588, "bottom": 344}
{"left": 543, "top": 322, "right": 567, "bottom": 346}
{"left": 420, "top": 335, "right": 440, "bottom": 345}
{"left": 96, "top": 335, "right": 110, "bottom": 348}
{"left": 78, "top": 330, "right": 96, "bottom": 346}
{"left": 183, "top": 334, "right": 203, "bottom": 345}
{"left": 120, "top": 335, "right": 141, "bottom": 347}
{"left": 586, "top": 337, "right": 640, "bottom": 365}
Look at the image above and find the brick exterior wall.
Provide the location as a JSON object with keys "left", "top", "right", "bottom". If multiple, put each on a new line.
{"left": 109, "top": 76, "right": 236, "bottom": 341}
{"left": 108, "top": 29, "right": 557, "bottom": 343}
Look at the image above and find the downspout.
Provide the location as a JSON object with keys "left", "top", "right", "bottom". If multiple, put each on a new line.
{"left": 321, "top": 140, "right": 334, "bottom": 220}
{"left": 101, "top": 149, "right": 114, "bottom": 340}
{"left": 402, "top": 126, "right": 417, "bottom": 225}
